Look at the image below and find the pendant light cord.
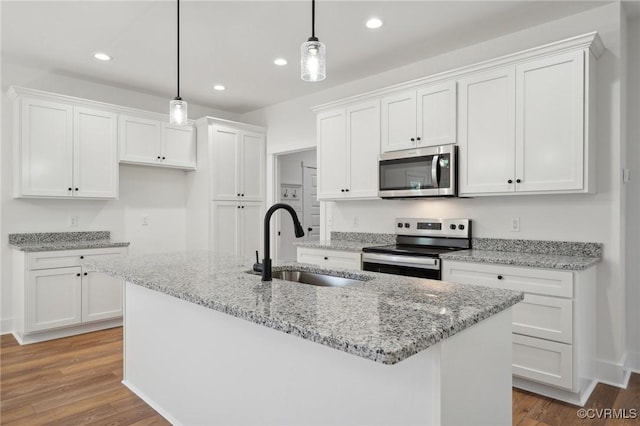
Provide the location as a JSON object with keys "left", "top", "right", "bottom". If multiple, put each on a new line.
{"left": 311, "top": 0, "right": 315, "bottom": 39}
{"left": 176, "top": 0, "right": 181, "bottom": 99}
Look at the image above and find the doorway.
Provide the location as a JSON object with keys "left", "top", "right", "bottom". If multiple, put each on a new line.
{"left": 275, "top": 148, "right": 317, "bottom": 261}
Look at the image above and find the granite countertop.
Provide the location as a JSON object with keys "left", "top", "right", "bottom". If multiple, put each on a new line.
{"left": 84, "top": 251, "right": 523, "bottom": 365}
{"left": 294, "top": 240, "right": 378, "bottom": 252}
{"left": 439, "top": 250, "right": 600, "bottom": 270}
{"left": 9, "top": 231, "right": 130, "bottom": 252}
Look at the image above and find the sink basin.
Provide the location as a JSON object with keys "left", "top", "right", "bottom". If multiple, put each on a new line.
{"left": 271, "top": 270, "right": 362, "bottom": 287}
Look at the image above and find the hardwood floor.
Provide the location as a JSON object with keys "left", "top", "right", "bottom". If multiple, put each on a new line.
{"left": 1, "top": 327, "right": 638, "bottom": 425}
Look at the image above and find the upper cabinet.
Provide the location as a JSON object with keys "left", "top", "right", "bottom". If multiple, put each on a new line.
{"left": 14, "top": 94, "right": 117, "bottom": 199}
{"left": 318, "top": 100, "right": 380, "bottom": 200}
{"left": 381, "top": 81, "right": 456, "bottom": 152}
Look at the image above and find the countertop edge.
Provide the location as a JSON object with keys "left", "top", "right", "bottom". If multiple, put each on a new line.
{"left": 11, "top": 241, "right": 131, "bottom": 252}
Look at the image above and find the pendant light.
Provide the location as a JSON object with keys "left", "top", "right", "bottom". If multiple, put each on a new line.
{"left": 169, "top": 0, "right": 187, "bottom": 125}
{"left": 301, "top": 0, "right": 326, "bottom": 82}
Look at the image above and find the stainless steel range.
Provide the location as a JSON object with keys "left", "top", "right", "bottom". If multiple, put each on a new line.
{"left": 362, "top": 218, "right": 471, "bottom": 280}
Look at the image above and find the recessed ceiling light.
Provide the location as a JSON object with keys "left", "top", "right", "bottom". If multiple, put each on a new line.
{"left": 213, "top": 84, "right": 226, "bottom": 91}
{"left": 93, "top": 52, "right": 112, "bottom": 61}
{"left": 366, "top": 18, "right": 383, "bottom": 29}
{"left": 274, "top": 58, "right": 288, "bottom": 66}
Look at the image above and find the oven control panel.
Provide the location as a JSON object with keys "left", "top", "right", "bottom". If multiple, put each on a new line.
{"left": 395, "top": 218, "right": 471, "bottom": 238}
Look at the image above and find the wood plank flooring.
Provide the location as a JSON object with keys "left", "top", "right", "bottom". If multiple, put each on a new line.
{"left": 1, "top": 327, "right": 638, "bottom": 425}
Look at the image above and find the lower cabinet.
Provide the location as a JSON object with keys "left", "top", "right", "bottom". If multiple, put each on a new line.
{"left": 211, "top": 201, "right": 263, "bottom": 257}
{"left": 13, "top": 247, "right": 127, "bottom": 344}
{"left": 296, "top": 247, "right": 362, "bottom": 270}
{"left": 442, "top": 260, "right": 596, "bottom": 403}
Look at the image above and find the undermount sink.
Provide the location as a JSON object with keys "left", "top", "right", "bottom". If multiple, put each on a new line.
{"left": 270, "top": 270, "right": 363, "bottom": 287}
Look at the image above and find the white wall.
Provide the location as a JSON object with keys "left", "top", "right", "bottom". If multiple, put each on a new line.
{"left": 242, "top": 3, "right": 630, "bottom": 382}
{"left": 278, "top": 149, "right": 317, "bottom": 186}
{"left": 0, "top": 60, "right": 240, "bottom": 332}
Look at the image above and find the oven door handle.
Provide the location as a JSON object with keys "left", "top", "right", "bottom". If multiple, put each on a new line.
{"left": 431, "top": 155, "right": 439, "bottom": 188}
{"left": 362, "top": 253, "right": 440, "bottom": 270}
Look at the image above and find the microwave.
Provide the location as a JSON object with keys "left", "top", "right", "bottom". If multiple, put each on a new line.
{"left": 378, "top": 145, "right": 457, "bottom": 198}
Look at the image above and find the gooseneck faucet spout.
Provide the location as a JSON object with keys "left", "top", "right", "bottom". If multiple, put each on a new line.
{"left": 261, "top": 203, "right": 305, "bottom": 281}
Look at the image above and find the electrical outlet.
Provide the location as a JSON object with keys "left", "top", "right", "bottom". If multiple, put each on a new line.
{"left": 510, "top": 217, "right": 520, "bottom": 232}
{"left": 623, "top": 168, "right": 631, "bottom": 183}
{"left": 326, "top": 215, "right": 333, "bottom": 227}
{"left": 353, "top": 216, "right": 359, "bottom": 228}
{"left": 142, "top": 215, "right": 150, "bottom": 226}
{"left": 69, "top": 216, "right": 78, "bottom": 227}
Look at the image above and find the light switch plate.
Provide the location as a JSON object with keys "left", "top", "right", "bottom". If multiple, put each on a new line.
{"left": 510, "top": 217, "right": 520, "bottom": 232}
{"left": 69, "top": 216, "right": 78, "bottom": 227}
{"left": 142, "top": 215, "right": 150, "bottom": 226}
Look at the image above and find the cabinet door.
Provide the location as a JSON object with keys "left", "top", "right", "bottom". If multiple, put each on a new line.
{"left": 239, "top": 202, "right": 263, "bottom": 257}
{"left": 297, "top": 248, "right": 326, "bottom": 267}
{"left": 162, "top": 123, "right": 196, "bottom": 169}
{"left": 239, "top": 131, "right": 265, "bottom": 201}
{"left": 19, "top": 97, "right": 73, "bottom": 197}
{"left": 73, "top": 107, "right": 118, "bottom": 198}
{"left": 211, "top": 127, "right": 240, "bottom": 200}
{"left": 317, "top": 109, "right": 347, "bottom": 199}
{"left": 515, "top": 51, "right": 585, "bottom": 192}
{"left": 346, "top": 100, "right": 380, "bottom": 199}
{"left": 82, "top": 271, "right": 123, "bottom": 322}
{"left": 323, "top": 251, "right": 362, "bottom": 270}
{"left": 26, "top": 267, "right": 82, "bottom": 332}
{"left": 416, "top": 81, "right": 457, "bottom": 147}
{"left": 118, "top": 115, "right": 162, "bottom": 165}
{"left": 380, "top": 90, "right": 417, "bottom": 152}
{"left": 458, "top": 67, "right": 516, "bottom": 195}
{"left": 211, "top": 201, "right": 239, "bottom": 256}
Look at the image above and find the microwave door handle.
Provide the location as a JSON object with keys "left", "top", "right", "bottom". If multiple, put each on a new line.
{"left": 431, "top": 155, "right": 439, "bottom": 188}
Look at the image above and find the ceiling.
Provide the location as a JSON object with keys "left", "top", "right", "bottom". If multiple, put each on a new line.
{"left": 2, "top": 1, "right": 609, "bottom": 114}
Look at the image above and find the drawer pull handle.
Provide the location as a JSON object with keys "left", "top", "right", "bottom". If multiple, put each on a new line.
{"left": 497, "top": 275, "right": 503, "bottom": 280}
{"left": 80, "top": 256, "right": 84, "bottom": 259}
{"left": 324, "top": 257, "right": 328, "bottom": 260}
{"left": 83, "top": 272, "right": 88, "bottom": 276}
{"left": 76, "top": 273, "right": 81, "bottom": 277}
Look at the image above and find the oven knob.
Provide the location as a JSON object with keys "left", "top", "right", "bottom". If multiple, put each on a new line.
{"left": 404, "top": 223, "right": 410, "bottom": 228}
{"left": 397, "top": 223, "right": 403, "bottom": 228}
{"left": 450, "top": 224, "right": 457, "bottom": 230}
{"left": 458, "top": 224, "right": 465, "bottom": 230}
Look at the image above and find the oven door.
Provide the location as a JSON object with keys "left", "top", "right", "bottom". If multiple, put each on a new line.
{"left": 362, "top": 253, "right": 441, "bottom": 280}
{"left": 378, "top": 145, "right": 456, "bottom": 198}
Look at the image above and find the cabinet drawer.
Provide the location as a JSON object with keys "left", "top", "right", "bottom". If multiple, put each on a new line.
{"left": 26, "top": 247, "right": 127, "bottom": 270}
{"left": 512, "top": 334, "right": 573, "bottom": 390}
{"left": 442, "top": 261, "right": 573, "bottom": 297}
{"left": 513, "top": 294, "right": 573, "bottom": 344}
{"left": 297, "top": 248, "right": 362, "bottom": 271}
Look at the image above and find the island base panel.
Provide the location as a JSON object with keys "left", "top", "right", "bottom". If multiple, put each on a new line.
{"left": 123, "top": 282, "right": 512, "bottom": 426}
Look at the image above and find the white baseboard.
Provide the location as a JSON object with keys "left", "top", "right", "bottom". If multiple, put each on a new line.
{"left": 625, "top": 351, "right": 640, "bottom": 373}
{"left": 1, "top": 318, "right": 13, "bottom": 335}
{"left": 122, "top": 380, "right": 181, "bottom": 426}
{"left": 596, "top": 354, "right": 632, "bottom": 388}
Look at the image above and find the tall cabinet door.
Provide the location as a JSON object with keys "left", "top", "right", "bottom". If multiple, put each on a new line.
{"left": 20, "top": 97, "right": 73, "bottom": 197}
{"left": 416, "top": 81, "right": 457, "bottom": 147}
{"left": 239, "top": 132, "right": 265, "bottom": 201}
{"left": 239, "top": 203, "right": 263, "bottom": 258}
{"left": 211, "top": 201, "right": 239, "bottom": 256}
{"left": 380, "top": 90, "right": 417, "bottom": 152}
{"left": 73, "top": 107, "right": 118, "bottom": 198}
{"left": 26, "top": 267, "right": 82, "bottom": 332}
{"left": 211, "top": 127, "right": 240, "bottom": 200}
{"left": 162, "top": 123, "right": 196, "bottom": 169}
{"left": 347, "top": 100, "right": 380, "bottom": 198}
{"left": 118, "top": 115, "right": 162, "bottom": 164}
{"left": 317, "top": 109, "right": 347, "bottom": 199}
{"left": 515, "top": 51, "right": 585, "bottom": 192}
{"left": 458, "top": 67, "right": 516, "bottom": 195}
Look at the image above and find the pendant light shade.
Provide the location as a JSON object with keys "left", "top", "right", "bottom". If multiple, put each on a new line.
{"left": 301, "top": 0, "right": 326, "bottom": 82}
{"left": 170, "top": 0, "right": 188, "bottom": 125}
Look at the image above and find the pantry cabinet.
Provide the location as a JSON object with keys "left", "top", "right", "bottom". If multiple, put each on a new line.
{"left": 211, "top": 201, "right": 263, "bottom": 257}
{"left": 318, "top": 100, "right": 380, "bottom": 200}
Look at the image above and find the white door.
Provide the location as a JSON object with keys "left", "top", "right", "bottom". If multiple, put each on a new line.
{"left": 73, "top": 107, "right": 118, "bottom": 198}
{"left": 239, "top": 131, "right": 266, "bottom": 201}
{"left": 26, "top": 267, "right": 82, "bottom": 332}
{"left": 211, "top": 127, "right": 240, "bottom": 200}
{"left": 303, "top": 166, "right": 320, "bottom": 242}
{"left": 239, "top": 202, "right": 263, "bottom": 258}
{"left": 211, "top": 201, "right": 239, "bottom": 256}
{"left": 82, "top": 271, "right": 123, "bottom": 322}
{"left": 417, "top": 81, "right": 457, "bottom": 147}
{"left": 317, "top": 109, "right": 346, "bottom": 199}
{"left": 347, "top": 100, "right": 380, "bottom": 198}
{"left": 162, "top": 123, "right": 196, "bottom": 169}
{"left": 458, "top": 67, "right": 516, "bottom": 195}
{"left": 380, "top": 90, "right": 417, "bottom": 152}
{"left": 118, "top": 115, "right": 162, "bottom": 164}
{"left": 515, "top": 51, "right": 585, "bottom": 192}
{"left": 20, "top": 97, "right": 73, "bottom": 197}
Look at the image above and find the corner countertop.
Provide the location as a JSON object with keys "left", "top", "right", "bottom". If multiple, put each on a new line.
{"left": 83, "top": 251, "right": 523, "bottom": 365}
{"left": 439, "top": 249, "right": 600, "bottom": 271}
{"left": 9, "top": 231, "right": 130, "bottom": 252}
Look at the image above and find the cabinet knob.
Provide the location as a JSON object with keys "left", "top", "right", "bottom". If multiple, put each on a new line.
{"left": 68, "top": 187, "right": 72, "bottom": 191}
{"left": 516, "top": 179, "right": 522, "bottom": 183}
{"left": 507, "top": 179, "right": 513, "bottom": 184}
{"left": 75, "top": 188, "right": 79, "bottom": 191}
{"left": 157, "top": 156, "right": 161, "bottom": 159}
{"left": 241, "top": 194, "right": 244, "bottom": 197}
{"left": 162, "top": 156, "right": 166, "bottom": 160}
{"left": 497, "top": 275, "right": 503, "bottom": 280}
{"left": 76, "top": 273, "right": 81, "bottom": 277}
{"left": 410, "top": 138, "right": 415, "bottom": 142}
{"left": 237, "top": 193, "right": 241, "bottom": 197}
{"left": 237, "top": 205, "right": 240, "bottom": 209}
{"left": 80, "top": 256, "right": 84, "bottom": 259}
{"left": 241, "top": 206, "right": 244, "bottom": 209}
{"left": 83, "top": 272, "right": 88, "bottom": 276}
{"left": 324, "top": 257, "right": 328, "bottom": 260}
{"left": 416, "top": 137, "right": 421, "bottom": 141}
{"left": 345, "top": 189, "right": 349, "bottom": 192}
{"left": 308, "top": 227, "right": 312, "bottom": 232}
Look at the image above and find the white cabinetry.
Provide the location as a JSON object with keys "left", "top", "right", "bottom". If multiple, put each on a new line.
{"left": 13, "top": 95, "right": 118, "bottom": 199}
{"left": 380, "top": 82, "right": 456, "bottom": 152}
{"left": 442, "top": 260, "right": 596, "bottom": 404}
{"left": 318, "top": 100, "right": 380, "bottom": 200}
{"left": 297, "top": 247, "right": 361, "bottom": 270}
{"left": 211, "top": 201, "right": 263, "bottom": 257}
{"left": 12, "top": 247, "right": 127, "bottom": 344}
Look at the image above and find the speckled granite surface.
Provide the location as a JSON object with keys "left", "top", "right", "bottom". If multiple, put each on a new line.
{"left": 84, "top": 251, "right": 523, "bottom": 365}
{"left": 440, "top": 250, "right": 600, "bottom": 270}
{"left": 9, "top": 231, "right": 130, "bottom": 252}
{"left": 472, "top": 238, "right": 603, "bottom": 258}
{"left": 295, "top": 232, "right": 395, "bottom": 252}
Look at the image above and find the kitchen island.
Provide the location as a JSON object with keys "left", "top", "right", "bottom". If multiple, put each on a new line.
{"left": 85, "top": 251, "right": 523, "bottom": 426}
